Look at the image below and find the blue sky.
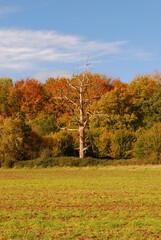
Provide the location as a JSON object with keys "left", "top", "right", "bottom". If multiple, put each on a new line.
{"left": 0, "top": 0, "right": 161, "bottom": 82}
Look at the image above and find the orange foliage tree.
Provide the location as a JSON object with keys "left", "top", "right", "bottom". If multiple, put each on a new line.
{"left": 9, "top": 79, "right": 47, "bottom": 120}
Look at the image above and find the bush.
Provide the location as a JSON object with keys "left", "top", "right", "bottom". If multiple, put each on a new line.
{"left": 13, "top": 157, "right": 112, "bottom": 168}
{"left": 8, "top": 156, "right": 161, "bottom": 169}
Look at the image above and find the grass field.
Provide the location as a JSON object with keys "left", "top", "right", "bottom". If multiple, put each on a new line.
{"left": 0, "top": 166, "right": 161, "bottom": 239}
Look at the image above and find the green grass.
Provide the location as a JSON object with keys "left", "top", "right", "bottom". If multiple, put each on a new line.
{"left": 0, "top": 166, "right": 161, "bottom": 239}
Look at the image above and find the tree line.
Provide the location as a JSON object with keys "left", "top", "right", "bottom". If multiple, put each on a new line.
{"left": 0, "top": 71, "right": 161, "bottom": 166}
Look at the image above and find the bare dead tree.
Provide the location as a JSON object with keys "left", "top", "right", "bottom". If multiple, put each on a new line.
{"left": 55, "top": 64, "right": 110, "bottom": 158}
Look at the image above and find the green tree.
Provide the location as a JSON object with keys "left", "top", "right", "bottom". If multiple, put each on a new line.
{"left": 0, "top": 78, "right": 13, "bottom": 116}
{"left": 0, "top": 116, "right": 23, "bottom": 164}
{"left": 142, "top": 86, "right": 161, "bottom": 126}
{"left": 109, "top": 129, "right": 135, "bottom": 159}
{"left": 134, "top": 123, "right": 161, "bottom": 162}
{"left": 99, "top": 79, "right": 137, "bottom": 131}
{"left": 17, "top": 111, "right": 42, "bottom": 160}
{"left": 31, "top": 112, "right": 58, "bottom": 135}
{"left": 128, "top": 73, "right": 161, "bottom": 128}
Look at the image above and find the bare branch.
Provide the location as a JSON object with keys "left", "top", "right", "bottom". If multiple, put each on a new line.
{"left": 83, "top": 99, "right": 90, "bottom": 105}
{"left": 66, "top": 79, "right": 80, "bottom": 93}
{"left": 66, "top": 108, "right": 81, "bottom": 123}
{"left": 83, "top": 147, "right": 88, "bottom": 151}
{"left": 84, "top": 96, "right": 100, "bottom": 103}
{"left": 84, "top": 117, "right": 89, "bottom": 128}
{"left": 57, "top": 126, "right": 79, "bottom": 132}
{"left": 89, "top": 113, "right": 110, "bottom": 120}
{"left": 53, "top": 96, "right": 78, "bottom": 108}
{"left": 74, "top": 74, "right": 83, "bottom": 85}
{"left": 64, "top": 95, "right": 79, "bottom": 108}
{"left": 74, "top": 146, "right": 90, "bottom": 152}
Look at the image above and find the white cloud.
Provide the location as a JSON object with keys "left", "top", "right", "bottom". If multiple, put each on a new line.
{"left": 0, "top": 28, "right": 152, "bottom": 73}
{"left": 0, "top": 28, "right": 127, "bottom": 71}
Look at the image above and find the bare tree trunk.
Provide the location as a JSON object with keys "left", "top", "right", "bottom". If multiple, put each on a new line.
{"left": 79, "top": 80, "right": 85, "bottom": 158}
{"left": 79, "top": 125, "right": 84, "bottom": 158}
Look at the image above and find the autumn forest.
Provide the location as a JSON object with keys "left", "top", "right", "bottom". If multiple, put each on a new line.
{"left": 0, "top": 71, "right": 161, "bottom": 167}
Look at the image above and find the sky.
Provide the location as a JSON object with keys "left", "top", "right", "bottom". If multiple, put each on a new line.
{"left": 0, "top": 0, "right": 161, "bottom": 82}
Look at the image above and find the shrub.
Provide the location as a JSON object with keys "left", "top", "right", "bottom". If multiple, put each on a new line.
{"left": 13, "top": 157, "right": 111, "bottom": 168}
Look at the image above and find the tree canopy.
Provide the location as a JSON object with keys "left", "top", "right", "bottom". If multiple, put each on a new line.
{"left": 0, "top": 71, "right": 160, "bottom": 164}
